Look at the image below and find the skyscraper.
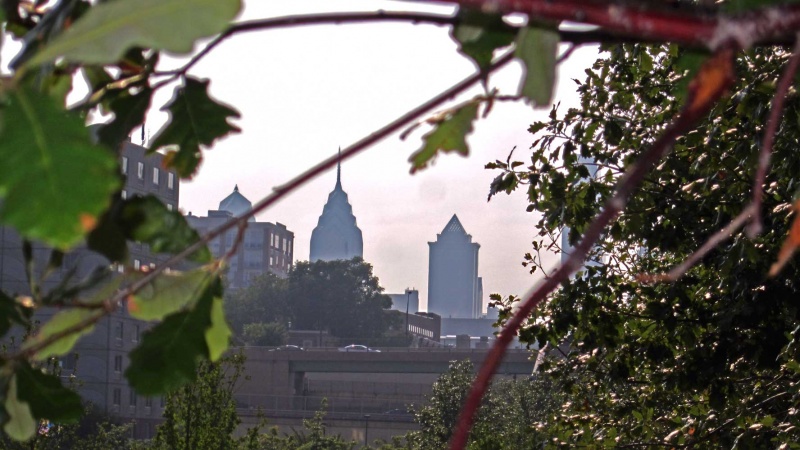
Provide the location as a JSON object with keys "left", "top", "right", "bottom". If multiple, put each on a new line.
{"left": 309, "top": 156, "right": 363, "bottom": 261}
{"left": 427, "top": 215, "right": 482, "bottom": 319}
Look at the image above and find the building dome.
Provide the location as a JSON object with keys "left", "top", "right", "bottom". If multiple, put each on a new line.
{"left": 218, "top": 185, "right": 254, "bottom": 222}
{"left": 310, "top": 155, "right": 363, "bottom": 261}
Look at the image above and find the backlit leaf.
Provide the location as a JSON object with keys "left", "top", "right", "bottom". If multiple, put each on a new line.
{"left": 451, "top": 9, "right": 515, "bottom": 80}
{"left": 150, "top": 77, "right": 241, "bottom": 178}
{"left": 0, "top": 87, "right": 120, "bottom": 248}
{"left": 22, "top": 309, "right": 102, "bottom": 360}
{"left": 0, "top": 290, "right": 30, "bottom": 337}
{"left": 205, "top": 296, "right": 231, "bottom": 361}
{"left": 515, "top": 25, "right": 559, "bottom": 107}
{"left": 16, "top": 361, "right": 82, "bottom": 423}
{"left": 409, "top": 102, "right": 479, "bottom": 173}
{"left": 129, "top": 268, "right": 216, "bottom": 321}
{"left": 120, "top": 195, "right": 212, "bottom": 263}
{"left": 126, "top": 284, "right": 217, "bottom": 395}
{"left": 3, "top": 375, "right": 35, "bottom": 441}
{"left": 27, "top": 0, "right": 242, "bottom": 66}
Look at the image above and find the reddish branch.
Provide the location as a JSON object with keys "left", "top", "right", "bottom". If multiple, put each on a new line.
{"left": 747, "top": 36, "right": 800, "bottom": 238}
{"left": 448, "top": 48, "right": 735, "bottom": 450}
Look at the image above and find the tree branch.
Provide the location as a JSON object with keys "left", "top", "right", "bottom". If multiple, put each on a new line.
{"left": 747, "top": 35, "right": 800, "bottom": 238}
{"left": 448, "top": 48, "right": 735, "bottom": 450}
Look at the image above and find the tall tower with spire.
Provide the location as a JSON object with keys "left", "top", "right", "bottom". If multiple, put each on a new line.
{"left": 427, "top": 214, "right": 482, "bottom": 319}
{"left": 309, "top": 151, "right": 363, "bottom": 261}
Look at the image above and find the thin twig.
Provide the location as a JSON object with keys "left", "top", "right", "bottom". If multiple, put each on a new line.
{"left": 640, "top": 204, "right": 756, "bottom": 283}
{"left": 448, "top": 48, "right": 735, "bottom": 450}
{"left": 747, "top": 35, "right": 800, "bottom": 238}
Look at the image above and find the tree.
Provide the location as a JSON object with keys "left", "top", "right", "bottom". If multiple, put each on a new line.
{"left": 6, "top": 0, "right": 800, "bottom": 447}
{"left": 241, "top": 322, "right": 287, "bottom": 347}
{"left": 225, "top": 273, "right": 290, "bottom": 335}
{"left": 287, "top": 258, "right": 394, "bottom": 339}
{"left": 408, "top": 360, "right": 557, "bottom": 450}
{"left": 487, "top": 42, "right": 800, "bottom": 447}
{"left": 153, "top": 353, "right": 244, "bottom": 450}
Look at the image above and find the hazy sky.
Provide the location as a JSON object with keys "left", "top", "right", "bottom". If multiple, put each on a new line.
{"left": 149, "top": 2, "right": 600, "bottom": 310}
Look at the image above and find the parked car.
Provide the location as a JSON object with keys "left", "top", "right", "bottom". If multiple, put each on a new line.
{"left": 269, "top": 345, "right": 305, "bottom": 351}
{"left": 338, "top": 344, "right": 380, "bottom": 352}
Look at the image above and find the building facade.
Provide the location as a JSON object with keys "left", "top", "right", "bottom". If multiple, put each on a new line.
{"left": 388, "top": 288, "right": 420, "bottom": 314}
{"left": 427, "top": 215, "right": 483, "bottom": 319}
{"left": 309, "top": 159, "right": 363, "bottom": 262}
{"left": 186, "top": 185, "right": 294, "bottom": 289}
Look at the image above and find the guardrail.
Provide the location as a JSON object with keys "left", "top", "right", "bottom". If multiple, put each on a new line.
{"left": 245, "top": 346, "right": 532, "bottom": 353}
{"left": 235, "top": 393, "right": 421, "bottom": 417}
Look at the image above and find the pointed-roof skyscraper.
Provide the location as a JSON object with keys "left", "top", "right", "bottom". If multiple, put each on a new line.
{"left": 427, "top": 214, "right": 482, "bottom": 318}
{"left": 310, "top": 152, "right": 363, "bottom": 261}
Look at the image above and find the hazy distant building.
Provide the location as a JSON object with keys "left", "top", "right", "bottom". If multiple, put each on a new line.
{"left": 427, "top": 215, "right": 482, "bottom": 319}
{"left": 186, "top": 185, "right": 294, "bottom": 288}
{"left": 309, "top": 158, "right": 363, "bottom": 261}
{"left": 388, "top": 288, "right": 420, "bottom": 313}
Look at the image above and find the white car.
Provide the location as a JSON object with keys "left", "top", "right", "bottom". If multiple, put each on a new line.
{"left": 338, "top": 344, "right": 381, "bottom": 352}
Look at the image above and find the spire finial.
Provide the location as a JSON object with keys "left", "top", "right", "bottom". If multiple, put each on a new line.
{"left": 336, "top": 147, "right": 342, "bottom": 189}
{"left": 234, "top": 184, "right": 239, "bottom": 192}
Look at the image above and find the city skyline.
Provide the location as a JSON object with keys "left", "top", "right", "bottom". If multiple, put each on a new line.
{"left": 142, "top": 1, "right": 600, "bottom": 311}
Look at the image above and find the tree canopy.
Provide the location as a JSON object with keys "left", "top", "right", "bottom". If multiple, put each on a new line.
{"left": 488, "top": 42, "right": 800, "bottom": 447}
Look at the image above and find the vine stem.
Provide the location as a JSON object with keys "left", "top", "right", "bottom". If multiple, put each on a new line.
{"left": 14, "top": 50, "right": 517, "bottom": 361}
{"left": 448, "top": 48, "right": 736, "bottom": 450}
{"left": 747, "top": 35, "right": 800, "bottom": 238}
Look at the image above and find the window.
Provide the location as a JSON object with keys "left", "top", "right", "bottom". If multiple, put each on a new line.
{"left": 129, "top": 390, "right": 137, "bottom": 407}
{"left": 115, "top": 321, "right": 123, "bottom": 340}
{"left": 166, "top": 203, "right": 173, "bottom": 211}
{"left": 137, "top": 162, "right": 144, "bottom": 179}
{"left": 133, "top": 325, "right": 140, "bottom": 343}
{"left": 121, "top": 189, "right": 127, "bottom": 200}
{"left": 145, "top": 397, "right": 152, "bottom": 408}
{"left": 113, "top": 388, "right": 121, "bottom": 406}
{"left": 133, "top": 259, "right": 140, "bottom": 270}
{"left": 160, "top": 396, "right": 165, "bottom": 408}
{"left": 152, "top": 167, "right": 159, "bottom": 185}
{"left": 168, "top": 172, "right": 175, "bottom": 190}
{"left": 114, "top": 355, "right": 122, "bottom": 372}
{"left": 122, "top": 157, "right": 128, "bottom": 174}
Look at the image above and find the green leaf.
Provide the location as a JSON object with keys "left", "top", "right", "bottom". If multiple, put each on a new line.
{"left": 120, "top": 195, "right": 212, "bottom": 263}
{"left": 15, "top": 361, "right": 82, "bottom": 423}
{"left": 129, "top": 268, "right": 216, "bottom": 321}
{"left": 21, "top": 309, "right": 102, "bottom": 360}
{"left": 150, "top": 77, "right": 241, "bottom": 178}
{"left": 3, "top": 375, "right": 35, "bottom": 441}
{"left": 86, "top": 195, "right": 128, "bottom": 263}
{"left": 515, "top": 25, "right": 560, "bottom": 107}
{"left": 0, "top": 87, "right": 120, "bottom": 249}
{"left": 126, "top": 284, "right": 217, "bottom": 395}
{"left": 451, "top": 9, "right": 515, "bottom": 79}
{"left": 97, "top": 87, "right": 153, "bottom": 149}
{"left": 205, "top": 296, "right": 231, "bottom": 361}
{"left": 27, "top": 0, "right": 242, "bottom": 66}
{"left": 409, "top": 102, "right": 479, "bottom": 173}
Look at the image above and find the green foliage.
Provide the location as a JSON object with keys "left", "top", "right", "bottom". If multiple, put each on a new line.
{"left": 288, "top": 258, "right": 394, "bottom": 339}
{"left": 27, "top": 0, "right": 242, "bottom": 66}
{"left": 21, "top": 310, "right": 102, "bottom": 360}
{"left": 242, "top": 322, "right": 287, "bottom": 347}
{"left": 407, "top": 360, "right": 556, "bottom": 449}
{"left": 153, "top": 354, "right": 245, "bottom": 450}
{"left": 129, "top": 267, "right": 217, "bottom": 321}
{"left": 489, "top": 42, "right": 800, "bottom": 447}
{"left": 451, "top": 10, "right": 515, "bottom": 80}
{"left": 409, "top": 102, "right": 479, "bottom": 173}
{"left": 0, "top": 86, "right": 120, "bottom": 249}
{"left": 126, "top": 278, "right": 230, "bottom": 395}
{"left": 225, "top": 273, "right": 290, "bottom": 334}
{"left": 151, "top": 77, "right": 242, "bottom": 178}
{"left": 255, "top": 400, "right": 356, "bottom": 450}
{"left": 514, "top": 25, "right": 560, "bottom": 107}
